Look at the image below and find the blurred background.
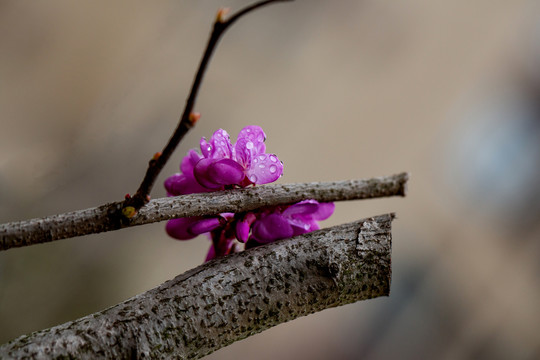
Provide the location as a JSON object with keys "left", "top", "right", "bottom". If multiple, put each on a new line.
{"left": 1, "top": 0, "right": 539, "bottom": 359}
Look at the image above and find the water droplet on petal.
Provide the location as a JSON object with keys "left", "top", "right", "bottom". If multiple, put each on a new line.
{"left": 259, "top": 155, "right": 266, "bottom": 160}
{"left": 258, "top": 164, "right": 265, "bottom": 169}
{"left": 250, "top": 175, "right": 258, "bottom": 182}
{"left": 246, "top": 141, "right": 254, "bottom": 150}
{"left": 269, "top": 165, "right": 277, "bottom": 173}
{"left": 207, "top": 146, "right": 212, "bottom": 152}
{"left": 257, "top": 134, "right": 265, "bottom": 142}
{"left": 253, "top": 158, "right": 258, "bottom": 163}
{"left": 270, "top": 155, "right": 277, "bottom": 163}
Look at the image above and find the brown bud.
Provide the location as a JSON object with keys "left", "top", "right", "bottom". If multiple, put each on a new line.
{"left": 216, "top": 8, "right": 230, "bottom": 23}
{"left": 188, "top": 112, "right": 201, "bottom": 125}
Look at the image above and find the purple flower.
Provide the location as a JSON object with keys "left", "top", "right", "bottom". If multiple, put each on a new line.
{"left": 204, "top": 222, "right": 242, "bottom": 262}
{"left": 249, "top": 200, "right": 335, "bottom": 244}
{"left": 167, "top": 200, "right": 335, "bottom": 261}
{"left": 235, "top": 212, "right": 257, "bottom": 243}
{"left": 166, "top": 213, "right": 242, "bottom": 262}
{"left": 165, "top": 216, "right": 222, "bottom": 240}
{"left": 195, "top": 126, "right": 283, "bottom": 189}
{"left": 164, "top": 125, "right": 334, "bottom": 262}
{"left": 165, "top": 150, "right": 211, "bottom": 196}
{"left": 165, "top": 126, "right": 283, "bottom": 195}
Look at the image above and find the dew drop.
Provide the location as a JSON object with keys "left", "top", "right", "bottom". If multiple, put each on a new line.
{"left": 258, "top": 164, "right": 265, "bottom": 169}
{"left": 269, "top": 165, "right": 277, "bottom": 173}
{"left": 250, "top": 175, "right": 258, "bottom": 183}
{"left": 207, "top": 146, "right": 212, "bottom": 152}
{"left": 253, "top": 158, "right": 258, "bottom": 163}
{"left": 259, "top": 155, "right": 266, "bottom": 160}
{"left": 246, "top": 141, "right": 254, "bottom": 150}
{"left": 270, "top": 155, "right": 277, "bottom": 163}
{"left": 257, "top": 134, "right": 265, "bottom": 142}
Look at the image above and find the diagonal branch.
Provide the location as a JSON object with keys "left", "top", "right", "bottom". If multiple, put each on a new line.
{"left": 0, "top": 214, "right": 394, "bottom": 359}
{"left": 0, "top": 173, "right": 408, "bottom": 251}
{"left": 124, "top": 0, "right": 294, "bottom": 213}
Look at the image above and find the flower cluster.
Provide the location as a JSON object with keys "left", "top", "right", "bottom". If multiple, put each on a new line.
{"left": 165, "top": 125, "right": 334, "bottom": 261}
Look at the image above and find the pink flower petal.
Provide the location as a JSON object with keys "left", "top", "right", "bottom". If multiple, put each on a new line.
{"left": 193, "top": 158, "right": 223, "bottom": 189}
{"left": 190, "top": 217, "right": 221, "bottom": 235}
{"left": 165, "top": 171, "right": 211, "bottom": 196}
{"left": 312, "top": 202, "right": 335, "bottom": 221}
{"left": 166, "top": 218, "right": 200, "bottom": 240}
{"left": 208, "top": 159, "right": 245, "bottom": 185}
{"left": 251, "top": 213, "right": 293, "bottom": 243}
{"left": 235, "top": 212, "right": 256, "bottom": 243}
{"left": 235, "top": 220, "right": 250, "bottom": 243}
{"left": 289, "top": 219, "right": 319, "bottom": 235}
{"left": 233, "top": 137, "right": 253, "bottom": 169}
{"left": 245, "top": 153, "right": 283, "bottom": 184}
{"left": 210, "top": 129, "right": 232, "bottom": 159}
{"left": 200, "top": 137, "right": 212, "bottom": 158}
{"left": 237, "top": 126, "right": 266, "bottom": 155}
{"left": 164, "top": 173, "right": 184, "bottom": 196}
{"left": 180, "top": 149, "right": 202, "bottom": 174}
{"left": 283, "top": 200, "right": 320, "bottom": 217}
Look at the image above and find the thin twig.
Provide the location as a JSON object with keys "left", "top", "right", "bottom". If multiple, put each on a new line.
{"left": 0, "top": 173, "right": 408, "bottom": 251}
{"left": 123, "top": 0, "right": 294, "bottom": 214}
{"left": 0, "top": 214, "right": 394, "bottom": 359}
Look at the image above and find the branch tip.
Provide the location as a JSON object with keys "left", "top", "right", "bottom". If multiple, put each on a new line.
{"left": 216, "top": 8, "right": 231, "bottom": 23}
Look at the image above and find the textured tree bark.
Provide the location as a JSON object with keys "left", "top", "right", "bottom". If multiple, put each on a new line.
{"left": 0, "top": 214, "right": 394, "bottom": 359}
{"left": 0, "top": 173, "right": 407, "bottom": 251}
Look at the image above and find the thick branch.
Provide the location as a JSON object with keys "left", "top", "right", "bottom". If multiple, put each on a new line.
{"left": 0, "top": 173, "right": 408, "bottom": 251}
{"left": 0, "top": 214, "right": 394, "bottom": 359}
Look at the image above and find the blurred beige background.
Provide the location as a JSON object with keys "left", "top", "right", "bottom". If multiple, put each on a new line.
{"left": 1, "top": 1, "right": 540, "bottom": 359}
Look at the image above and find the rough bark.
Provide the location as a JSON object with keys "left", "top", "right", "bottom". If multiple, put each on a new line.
{"left": 0, "top": 173, "right": 407, "bottom": 251}
{"left": 0, "top": 214, "right": 394, "bottom": 359}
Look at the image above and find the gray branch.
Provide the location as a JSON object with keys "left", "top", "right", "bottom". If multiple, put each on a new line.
{"left": 0, "top": 214, "right": 394, "bottom": 359}
{"left": 0, "top": 172, "right": 408, "bottom": 251}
